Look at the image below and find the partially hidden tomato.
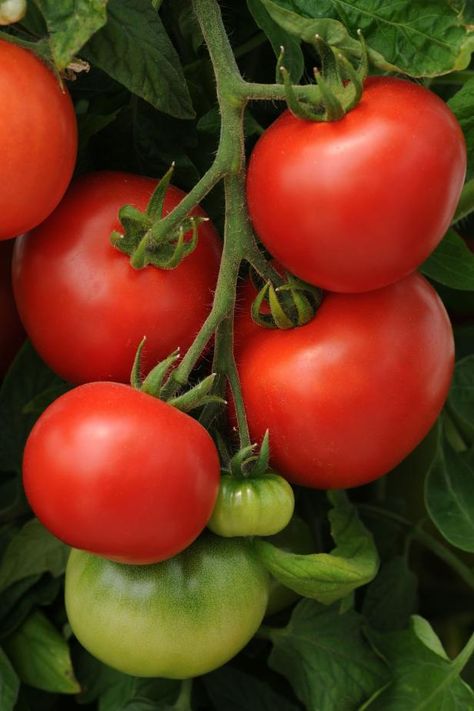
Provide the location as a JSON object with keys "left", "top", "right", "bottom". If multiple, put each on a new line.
{"left": 0, "top": 39, "right": 77, "bottom": 239}
{"left": 0, "top": 241, "right": 24, "bottom": 376}
{"left": 65, "top": 534, "right": 270, "bottom": 678}
{"left": 208, "top": 472, "right": 294, "bottom": 537}
{"left": 235, "top": 272, "right": 454, "bottom": 489}
{"left": 23, "top": 382, "right": 220, "bottom": 564}
{"left": 247, "top": 77, "right": 466, "bottom": 293}
{"left": 12, "top": 171, "right": 221, "bottom": 384}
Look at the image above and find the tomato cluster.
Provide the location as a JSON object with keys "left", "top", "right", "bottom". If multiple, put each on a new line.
{"left": 2, "top": 41, "right": 465, "bottom": 681}
{"left": 242, "top": 75, "right": 462, "bottom": 489}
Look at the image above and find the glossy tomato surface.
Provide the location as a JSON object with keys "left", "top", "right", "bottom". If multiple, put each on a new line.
{"left": 23, "top": 382, "right": 220, "bottom": 563}
{"left": 65, "top": 535, "right": 269, "bottom": 678}
{"left": 0, "top": 242, "right": 24, "bottom": 376}
{"left": 13, "top": 171, "right": 221, "bottom": 383}
{"left": 0, "top": 39, "right": 77, "bottom": 239}
{"left": 235, "top": 273, "right": 454, "bottom": 489}
{"left": 247, "top": 77, "right": 466, "bottom": 293}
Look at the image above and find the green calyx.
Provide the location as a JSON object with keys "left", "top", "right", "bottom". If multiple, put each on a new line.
{"left": 280, "top": 30, "right": 368, "bottom": 122}
{"left": 251, "top": 271, "right": 322, "bottom": 330}
{"left": 130, "top": 339, "right": 224, "bottom": 413}
{"left": 110, "top": 164, "right": 206, "bottom": 270}
{"left": 228, "top": 430, "right": 271, "bottom": 479}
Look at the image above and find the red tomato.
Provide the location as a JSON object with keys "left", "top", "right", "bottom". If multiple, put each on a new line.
{"left": 235, "top": 273, "right": 454, "bottom": 489}
{"left": 0, "top": 39, "right": 77, "bottom": 239}
{"left": 12, "top": 172, "right": 221, "bottom": 384}
{"left": 247, "top": 77, "right": 466, "bottom": 293}
{"left": 0, "top": 242, "right": 25, "bottom": 375}
{"left": 23, "top": 382, "right": 220, "bottom": 564}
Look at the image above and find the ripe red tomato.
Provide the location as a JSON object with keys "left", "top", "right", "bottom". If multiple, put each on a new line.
{"left": 0, "top": 39, "right": 77, "bottom": 239}
{"left": 247, "top": 77, "right": 466, "bottom": 293}
{"left": 12, "top": 171, "right": 221, "bottom": 384}
{"left": 235, "top": 273, "right": 454, "bottom": 489}
{"left": 0, "top": 242, "right": 24, "bottom": 375}
{"left": 23, "top": 382, "right": 220, "bottom": 564}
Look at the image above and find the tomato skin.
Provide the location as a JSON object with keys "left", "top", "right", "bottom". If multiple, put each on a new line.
{"left": 23, "top": 382, "right": 220, "bottom": 564}
{"left": 0, "top": 40, "right": 77, "bottom": 239}
{"left": 0, "top": 242, "right": 24, "bottom": 375}
{"left": 247, "top": 77, "right": 466, "bottom": 293}
{"left": 65, "top": 535, "right": 269, "bottom": 678}
{"left": 208, "top": 472, "right": 295, "bottom": 537}
{"left": 235, "top": 273, "right": 454, "bottom": 489}
{"left": 12, "top": 171, "right": 221, "bottom": 384}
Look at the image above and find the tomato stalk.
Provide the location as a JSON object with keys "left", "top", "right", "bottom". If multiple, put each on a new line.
{"left": 159, "top": 0, "right": 294, "bottom": 445}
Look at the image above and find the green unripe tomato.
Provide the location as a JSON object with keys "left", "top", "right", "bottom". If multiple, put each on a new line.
{"left": 65, "top": 534, "right": 269, "bottom": 679}
{"left": 207, "top": 472, "right": 295, "bottom": 537}
{"left": 0, "top": 0, "right": 26, "bottom": 24}
{"left": 266, "top": 516, "right": 314, "bottom": 616}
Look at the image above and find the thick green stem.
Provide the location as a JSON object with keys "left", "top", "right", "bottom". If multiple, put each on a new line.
{"left": 360, "top": 504, "right": 474, "bottom": 590}
{"left": 160, "top": 0, "right": 275, "bottom": 446}
{"left": 174, "top": 679, "right": 193, "bottom": 711}
{"left": 237, "top": 79, "right": 321, "bottom": 104}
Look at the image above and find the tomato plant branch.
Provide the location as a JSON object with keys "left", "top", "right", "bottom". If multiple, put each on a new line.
{"left": 161, "top": 0, "right": 287, "bottom": 406}
{"left": 360, "top": 504, "right": 474, "bottom": 590}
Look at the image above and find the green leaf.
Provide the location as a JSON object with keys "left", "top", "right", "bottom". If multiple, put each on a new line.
{"left": 0, "top": 648, "right": 19, "bottom": 711}
{"left": 0, "top": 575, "right": 61, "bottom": 638}
{"left": 74, "top": 648, "right": 131, "bottom": 706}
{"left": 425, "top": 438, "right": 474, "bottom": 553}
{"left": 267, "top": 599, "right": 389, "bottom": 710}
{"left": 3, "top": 610, "right": 80, "bottom": 694}
{"left": 98, "top": 675, "right": 179, "bottom": 711}
{"left": 0, "top": 342, "right": 70, "bottom": 475}
{"left": 204, "top": 666, "right": 299, "bottom": 711}
{"left": 367, "top": 617, "right": 474, "bottom": 709}
{"left": 448, "top": 355, "right": 474, "bottom": 441}
{"left": 254, "top": 490, "right": 379, "bottom": 604}
{"left": 259, "top": 0, "right": 473, "bottom": 77}
{"left": 82, "top": 0, "right": 194, "bottom": 119}
{"left": 0, "top": 519, "right": 69, "bottom": 593}
{"left": 247, "top": 0, "right": 304, "bottom": 82}
{"left": 411, "top": 615, "right": 449, "bottom": 660}
{"left": 33, "top": 0, "right": 108, "bottom": 70}
{"left": 449, "top": 78, "right": 474, "bottom": 178}
{"left": 362, "top": 557, "right": 418, "bottom": 633}
{"left": 421, "top": 230, "right": 474, "bottom": 290}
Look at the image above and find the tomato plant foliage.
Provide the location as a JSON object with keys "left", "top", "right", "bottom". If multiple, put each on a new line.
{"left": 0, "top": 0, "right": 473, "bottom": 710}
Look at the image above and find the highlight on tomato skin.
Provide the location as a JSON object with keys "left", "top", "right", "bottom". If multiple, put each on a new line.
{"left": 247, "top": 76, "right": 466, "bottom": 294}
{"left": 22, "top": 381, "right": 221, "bottom": 565}
{"left": 0, "top": 39, "right": 77, "bottom": 240}
{"left": 12, "top": 171, "right": 221, "bottom": 384}
{"left": 235, "top": 272, "right": 455, "bottom": 490}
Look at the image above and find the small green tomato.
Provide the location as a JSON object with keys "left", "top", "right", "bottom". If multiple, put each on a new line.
{"left": 0, "top": 0, "right": 26, "bottom": 25}
{"left": 208, "top": 472, "right": 295, "bottom": 538}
